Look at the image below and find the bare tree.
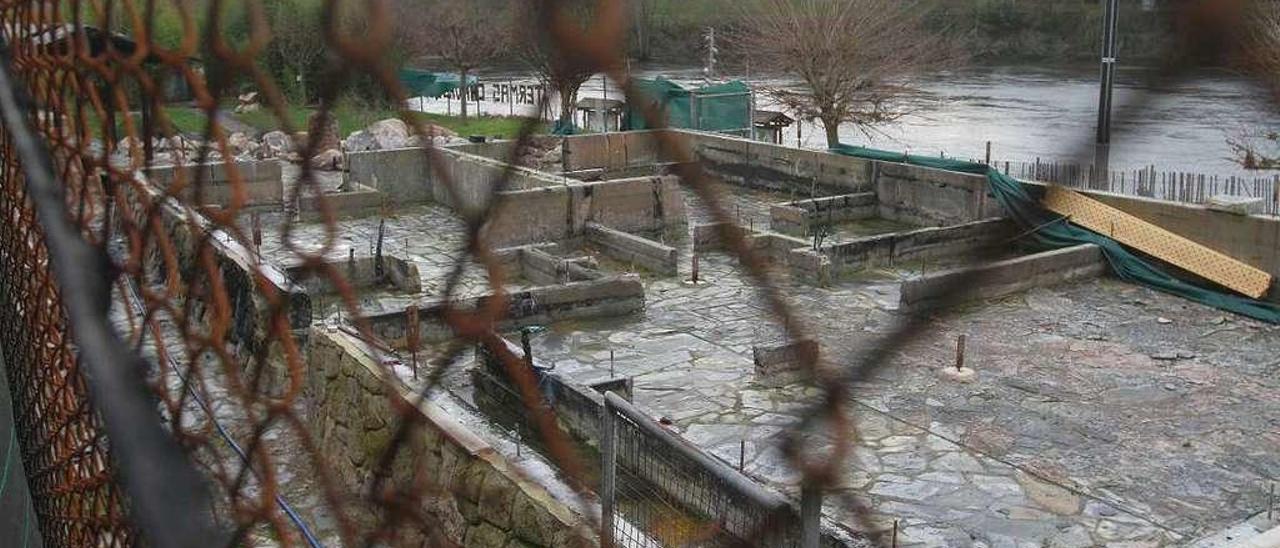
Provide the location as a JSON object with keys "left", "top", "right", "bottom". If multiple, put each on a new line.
{"left": 396, "top": 0, "right": 508, "bottom": 118}
{"left": 512, "top": 0, "right": 599, "bottom": 128}
{"left": 1229, "top": 0, "right": 1280, "bottom": 169}
{"left": 730, "top": 0, "right": 952, "bottom": 147}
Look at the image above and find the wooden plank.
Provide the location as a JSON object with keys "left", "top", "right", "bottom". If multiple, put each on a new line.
{"left": 1042, "top": 186, "right": 1273, "bottom": 298}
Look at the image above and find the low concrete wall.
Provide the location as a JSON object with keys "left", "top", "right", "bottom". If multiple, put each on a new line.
{"left": 473, "top": 335, "right": 632, "bottom": 445}
{"left": 306, "top": 328, "right": 592, "bottom": 547}
{"left": 297, "top": 183, "right": 384, "bottom": 221}
{"left": 899, "top": 244, "right": 1106, "bottom": 312}
{"left": 753, "top": 339, "right": 819, "bottom": 386}
{"left": 874, "top": 163, "right": 1006, "bottom": 226}
{"left": 561, "top": 131, "right": 665, "bottom": 173}
{"left": 484, "top": 175, "right": 687, "bottom": 248}
{"left": 285, "top": 255, "right": 420, "bottom": 294}
{"left": 365, "top": 275, "right": 645, "bottom": 346}
{"left": 821, "top": 218, "right": 1016, "bottom": 275}
{"left": 347, "top": 147, "right": 567, "bottom": 209}
{"left": 770, "top": 192, "right": 878, "bottom": 237}
{"left": 694, "top": 223, "right": 810, "bottom": 265}
{"left": 686, "top": 133, "right": 873, "bottom": 196}
{"left": 520, "top": 247, "right": 602, "bottom": 285}
{"left": 585, "top": 223, "right": 678, "bottom": 276}
{"left": 146, "top": 160, "right": 283, "bottom": 207}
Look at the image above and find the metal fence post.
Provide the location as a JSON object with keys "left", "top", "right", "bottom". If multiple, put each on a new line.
{"left": 801, "top": 483, "right": 823, "bottom": 548}
{"left": 601, "top": 393, "right": 618, "bottom": 548}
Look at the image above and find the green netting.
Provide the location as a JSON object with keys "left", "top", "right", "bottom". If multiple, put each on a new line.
{"left": 551, "top": 119, "right": 577, "bottom": 136}
{"left": 623, "top": 78, "right": 751, "bottom": 134}
{"left": 829, "top": 144, "right": 1280, "bottom": 324}
{"left": 398, "top": 69, "right": 476, "bottom": 98}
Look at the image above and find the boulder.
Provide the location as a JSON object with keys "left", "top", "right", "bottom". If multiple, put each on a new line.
{"left": 367, "top": 118, "right": 409, "bottom": 149}
{"left": 344, "top": 130, "right": 378, "bottom": 152}
{"left": 308, "top": 148, "right": 345, "bottom": 171}
{"left": 261, "top": 130, "right": 293, "bottom": 158}
{"left": 227, "top": 132, "right": 255, "bottom": 155}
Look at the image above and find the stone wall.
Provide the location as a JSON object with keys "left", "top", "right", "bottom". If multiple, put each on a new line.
{"left": 306, "top": 328, "right": 593, "bottom": 547}
{"left": 126, "top": 176, "right": 311, "bottom": 392}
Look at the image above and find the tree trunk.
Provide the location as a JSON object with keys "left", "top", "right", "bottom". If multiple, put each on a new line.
{"left": 460, "top": 68, "right": 469, "bottom": 119}
{"left": 558, "top": 84, "right": 577, "bottom": 128}
{"left": 821, "top": 115, "right": 841, "bottom": 148}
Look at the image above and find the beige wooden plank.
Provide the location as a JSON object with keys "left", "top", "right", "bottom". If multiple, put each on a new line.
{"left": 1042, "top": 186, "right": 1273, "bottom": 298}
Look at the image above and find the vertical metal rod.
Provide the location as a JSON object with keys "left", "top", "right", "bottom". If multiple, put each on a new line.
{"left": 600, "top": 398, "right": 618, "bottom": 548}
{"left": 892, "top": 519, "right": 899, "bottom": 548}
{"left": 1096, "top": 0, "right": 1120, "bottom": 144}
{"left": 955, "top": 334, "right": 966, "bottom": 371}
{"left": 984, "top": 141, "right": 991, "bottom": 165}
{"left": 801, "top": 483, "right": 822, "bottom": 548}
{"left": 739, "top": 439, "right": 745, "bottom": 471}
{"left": 691, "top": 253, "right": 700, "bottom": 283}
{"left": 609, "top": 349, "right": 615, "bottom": 378}
{"left": 251, "top": 212, "right": 262, "bottom": 251}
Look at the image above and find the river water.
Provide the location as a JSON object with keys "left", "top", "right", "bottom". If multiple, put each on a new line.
{"left": 415, "top": 64, "right": 1280, "bottom": 177}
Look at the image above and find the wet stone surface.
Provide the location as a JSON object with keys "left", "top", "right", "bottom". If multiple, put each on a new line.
{"left": 255, "top": 188, "right": 1280, "bottom": 546}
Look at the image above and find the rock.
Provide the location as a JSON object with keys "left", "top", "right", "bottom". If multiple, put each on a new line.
{"left": 1015, "top": 470, "right": 1081, "bottom": 515}
{"left": 227, "top": 132, "right": 255, "bottom": 155}
{"left": 308, "top": 148, "right": 344, "bottom": 171}
{"left": 1157, "top": 317, "right": 1172, "bottom": 324}
{"left": 939, "top": 366, "right": 977, "bottom": 383}
{"left": 261, "top": 130, "right": 293, "bottom": 158}
{"left": 367, "top": 118, "right": 409, "bottom": 149}
{"left": 343, "top": 130, "right": 378, "bottom": 152}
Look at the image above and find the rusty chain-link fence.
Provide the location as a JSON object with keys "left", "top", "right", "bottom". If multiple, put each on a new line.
{"left": 0, "top": 0, "right": 1268, "bottom": 547}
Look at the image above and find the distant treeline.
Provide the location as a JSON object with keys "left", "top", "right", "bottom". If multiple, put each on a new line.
{"left": 119, "top": 0, "right": 1183, "bottom": 106}
{"left": 633, "top": 0, "right": 1177, "bottom": 64}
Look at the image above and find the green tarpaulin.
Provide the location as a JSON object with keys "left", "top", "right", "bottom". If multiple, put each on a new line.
{"left": 398, "top": 69, "right": 476, "bottom": 98}
{"left": 623, "top": 78, "right": 751, "bottom": 134}
{"left": 829, "top": 144, "right": 1280, "bottom": 324}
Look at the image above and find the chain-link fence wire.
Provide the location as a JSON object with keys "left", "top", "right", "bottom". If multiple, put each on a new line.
{"left": 0, "top": 0, "right": 1267, "bottom": 546}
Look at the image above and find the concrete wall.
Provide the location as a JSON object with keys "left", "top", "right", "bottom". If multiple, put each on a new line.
{"left": 770, "top": 193, "right": 878, "bottom": 237}
{"left": 519, "top": 247, "right": 602, "bottom": 285}
{"left": 306, "top": 328, "right": 592, "bottom": 547}
{"left": 347, "top": 147, "right": 568, "bottom": 209}
{"left": 285, "top": 255, "right": 421, "bottom": 294}
{"left": 146, "top": 160, "right": 283, "bottom": 207}
{"left": 484, "top": 175, "right": 687, "bottom": 248}
{"left": 899, "top": 244, "right": 1107, "bottom": 312}
{"left": 875, "top": 163, "right": 1006, "bottom": 226}
{"left": 297, "top": 183, "right": 384, "bottom": 221}
{"left": 821, "top": 218, "right": 1016, "bottom": 275}
{"left": 363, "top": 275, "right": 645, "bottom": 346}
{"left": 585, "top": 223, "right": 678, "bottom": 276}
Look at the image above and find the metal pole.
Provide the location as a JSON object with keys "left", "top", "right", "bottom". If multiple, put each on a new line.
{"left": 1096, "top": 0, "right": 1119, "bottom": 145}
{"left": 801, "top": 483, "right": 823, "bottom": 548}
{"left": 600, "top": 395, "right": 618, "bottom": 548}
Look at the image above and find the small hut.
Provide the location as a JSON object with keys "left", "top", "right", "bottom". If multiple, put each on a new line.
{"left": 576, "top": 98, "right": 624, "bottom": 133}
{"left": 752, "top": 110, "right": 794, "bottom": 144}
